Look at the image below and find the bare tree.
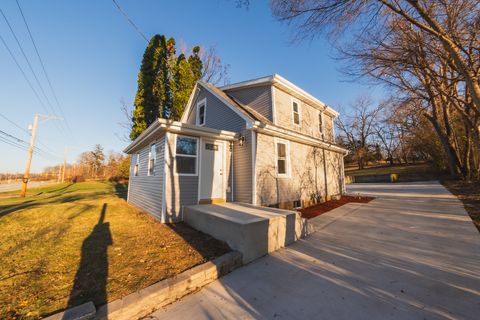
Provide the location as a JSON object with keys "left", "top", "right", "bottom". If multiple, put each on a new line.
{"left": 272, "top": 0, "right": 480, "bottom": 180}
{"left": 336, "top": 96, "right": 383, "bottom": 169}
{"left": 201, "top": 46, "right": 231, "bottom": 86}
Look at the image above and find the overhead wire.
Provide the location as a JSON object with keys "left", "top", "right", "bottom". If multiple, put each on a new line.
{"left": 14, "top": 0, "right": 77, "bottom": 142}
{"left": 0, "top": 7, "right": 68, "bottom": 138}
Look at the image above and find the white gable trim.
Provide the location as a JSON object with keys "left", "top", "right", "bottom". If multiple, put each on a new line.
{"left": 180, "top": 83, "right": 199, "bottom": 123}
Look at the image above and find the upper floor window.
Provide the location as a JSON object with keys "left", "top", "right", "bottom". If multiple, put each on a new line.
{"left": 292, "top": 100, "right": 300, "bottom": 125}
{"left": 275, "top": 139, "right": 290, "bottom": 177}
{"left": 318, "top": 112, "right": 324, "bottom": 139}
{"left": 147, "top": 144, "right": 156, "bottom": 176}
{"left": 196, "top": 98, "right": 206, "bottom": 126}
{"left": 175, "top": 136, "right": 198, "bottom": 175}
{"left": 134, "top": 153, "right": 140, "bottom": 176}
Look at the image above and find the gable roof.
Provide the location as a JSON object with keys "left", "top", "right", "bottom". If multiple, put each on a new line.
{"left": 221, "top": 74, "right": 339, "bottom": 118}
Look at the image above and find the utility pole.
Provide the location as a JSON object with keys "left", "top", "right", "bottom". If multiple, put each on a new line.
{"left": 20, "top": 113, "right": 63, "bottom": 197}
{"left": 61, "top": 147, "right": 68, "bottom": 183}
{"left": 20, "top": 114, "right": 39, "bottom": 197}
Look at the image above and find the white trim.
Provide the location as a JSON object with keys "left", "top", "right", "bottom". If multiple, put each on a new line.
{"left": 271, "top": 86, "right": 277, "bottom": 125}
{"left": 251, "top": 122, "right": 348, "bottom": 154}
{"left": 124, "top": 118, "right": 238, "bottom": 154}
{"left": 180, "top": 83, "right": 199, "bottom": 123}
{"left": 133, "top": 153, "right": 140, "bottom": 176}
{"left": 230, "top": 141, "right": 234, "bottom": 202}
{"left": 251, "top": 131, "right": 257, "bottom": 205}
{"left": 199, "top": 82, "right": 254, "bottom": 128}
{"left": 161, "top": 134, "right": 168, "bottom": 223}
{"left": 291, "top": 97, "right": 301, "bottom": 126}
{"left": 220, "top": 74, "right": 339, "bottom": 118}
{"left": 274, "top": 137, "right": 291, "bottom": 178}
{"left": 147, "top": 143, "right": 156, "bottom": 176}
{"left": 220, "top": 75, "right": 275, "bottom": 91}
{"left": 223, "top": 140, "right": 227, "bottom": 201}
{"left": 197, "top": 137, "right": 203, "bottom": 203}
{"left": 197, "top": 138, "right": 227, "bottom": 202}
{"left": 173, "top": 134, "right": 199, "bottom": 176}
{"left": 332, "top": 116, "right": 336, "bottom": 143}
{"left": 196, "top": 98, "right": 206, "bottom": 126}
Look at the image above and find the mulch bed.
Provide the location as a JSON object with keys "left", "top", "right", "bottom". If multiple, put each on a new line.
{"left": 299, "top": 195, "right": 374, "bottom": 219}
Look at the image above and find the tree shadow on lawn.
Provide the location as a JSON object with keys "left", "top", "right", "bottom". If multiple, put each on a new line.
{"left": 0, "top": 191, "right": 111, "bottom": 218}
{"left": 66, "top": 203, "right": 112, "bottom": 311}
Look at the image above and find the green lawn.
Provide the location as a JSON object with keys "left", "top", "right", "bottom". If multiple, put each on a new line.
{"left": 345, "top": 162, "right": 443, "bottom": 178}
{"left": 0, "top": 182, "right": 229, "bottom": 319}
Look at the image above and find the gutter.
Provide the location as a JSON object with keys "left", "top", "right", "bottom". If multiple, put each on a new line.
{"left": 250, "top": 121, "right": 348, "bottom": 155}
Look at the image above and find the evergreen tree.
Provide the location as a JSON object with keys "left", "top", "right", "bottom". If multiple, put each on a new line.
{"left": 152, "top": 35, "right": 168, "bottom": 120}
{"left": 130, "top": 36, "right": 205, "bottom": 140}
{"left": 188, "top": 46, "right": 203, "bottom": 83}
{"left": 130, "top": 35, "right": 162, "bottom": 140}
{"left": 172, "top": 54, "right": 195, "bottom": 120}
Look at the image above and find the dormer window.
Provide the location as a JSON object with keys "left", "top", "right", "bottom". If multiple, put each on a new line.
{"left": 292, "top": 100, "right": 300, "bottom": 125}
{"left": 196, "top": 98, "right": 206, "bottom": 126}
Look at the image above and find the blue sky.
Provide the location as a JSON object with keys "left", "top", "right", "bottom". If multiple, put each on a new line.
{"left": 0, "top": 0, "right": 384, "bottom": 173}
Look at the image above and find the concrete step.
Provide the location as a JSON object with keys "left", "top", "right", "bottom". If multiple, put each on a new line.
{"left": 184, "top": 203, "right": 314, "bottom": 264}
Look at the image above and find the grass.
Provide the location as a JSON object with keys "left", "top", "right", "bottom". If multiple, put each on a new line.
{"left": 0, "top": 181, "right": 229, "bottom": 319}
{"left": 442, "top": 180, "right": 480, "bottom": 233}
{"left": 345, "top": 162, "right": 446, "bottom": 180}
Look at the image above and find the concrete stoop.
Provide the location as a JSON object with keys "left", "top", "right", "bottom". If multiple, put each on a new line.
{"left": 44, "top": 251, "right": 242, "bottom": 320}
{"left": 184, "top": 202, "right": 314, "bottom": 264}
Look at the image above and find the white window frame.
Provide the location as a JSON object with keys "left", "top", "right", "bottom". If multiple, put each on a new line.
{"left": 291, "top": 98, "right": 301, "bottom": 126}
{"left": 274, "top": 137, "right": 291, "bottom": 178}
{"left": 196, "top": 98, "right": 206, "bottom": 126}
{"left": 174, "top": 135, "right": 199, "bottom": 176}
{"left": 134, "top": 153, "right": 140, "bottom": 176}
{"left": 147, "top": 143, "right": 156, "bottom": 176}
{"left": 319, "top": 111, "right": 324, "bottom": 140}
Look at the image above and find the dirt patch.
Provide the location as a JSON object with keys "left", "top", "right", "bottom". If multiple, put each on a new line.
{"left": 299, "top": 195, "right": 374, "bottom": 219}
{"left": 442, "top": 180, "right": 480, "bottom": 233}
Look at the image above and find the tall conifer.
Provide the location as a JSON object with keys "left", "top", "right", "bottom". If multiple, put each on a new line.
{"left": 172, "top": 54, "right": 195, "bottom": 120}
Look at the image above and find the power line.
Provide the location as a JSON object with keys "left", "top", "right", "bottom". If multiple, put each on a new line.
{"left": 111, "top": 0, "right": 148, "bottom": 42}
{"left": 0, "top": 129, "right": 61, "bottom": 161}
{"left": 0, "top": 112, "right": 30, "bottom": 136}
{"left": 0, "top": 8, "right": 54, "bottom": 112}
{"left": 0, "top": 7, "right": 68, "bottom": 137}
{"left": 14, "top": 0, "right": 76, "bottom": 141}
{"left": 0, "top": 111, "right": 60, "bottom": 155}
{"left": 0, "top": 33, "right": 49, "bottom": 113}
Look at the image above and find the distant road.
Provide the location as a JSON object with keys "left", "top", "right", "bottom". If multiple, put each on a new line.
{"left": 0, "top": 181, "right": 56, "bottom": 193}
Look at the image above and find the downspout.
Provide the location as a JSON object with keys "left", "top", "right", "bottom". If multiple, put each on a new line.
{"left": 231, "top": 141, "right": 234, "bottom": 202}
{"left": 323, "top": 148, "right": 328, "bottom": 201}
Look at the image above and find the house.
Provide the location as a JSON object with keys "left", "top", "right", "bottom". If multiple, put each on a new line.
{"left": 124, "top": 74, "right": 348, "bottom": 223}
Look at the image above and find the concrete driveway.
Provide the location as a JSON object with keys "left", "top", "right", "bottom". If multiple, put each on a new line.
{"left": 148, "top": 181, "right": 480, "bottom": 320}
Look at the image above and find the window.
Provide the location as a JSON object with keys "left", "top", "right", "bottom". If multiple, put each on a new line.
{"left": 134, "top": 153, "right": 140, "bottom": 176}
{"left": 292, "top": 100, "right": 300, "bottom": 125}
{"left": 319, "top": 112, "right": 324, "bottom": 139}
{"left": 175, "top": 136, "right": 198, "bottom": 175}
{"left": 196, "top": 99, "right": 206, "bottom": 126}
{"left": 147, "top": 144, "right": 156, "bottom": 176}
{"left": 275, "top": 139, "right": 290, "bottom": 176}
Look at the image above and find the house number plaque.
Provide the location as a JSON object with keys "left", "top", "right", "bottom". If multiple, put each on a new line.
{"left": 205, "top": 143, "right": 218, "bottom": 151}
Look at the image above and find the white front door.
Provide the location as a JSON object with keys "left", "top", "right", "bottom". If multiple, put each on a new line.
{"left": 200, "top": 139, "right": 224, "bottom": 201}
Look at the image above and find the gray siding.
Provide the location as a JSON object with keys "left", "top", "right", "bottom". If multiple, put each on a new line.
{"left": 185, "top": 86, "right": 252, "bottom": 204}
{"left": 127, "top": 135, "right": 166, "bottom": 220}
{"left": 274, "top": 86, "right": 335, "bottom": 141}
{"left": 255, "top": 133, "right": 343, "bottom": 208}
{"left": 225, "top": 85, "right": 272, "bottom": 121}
